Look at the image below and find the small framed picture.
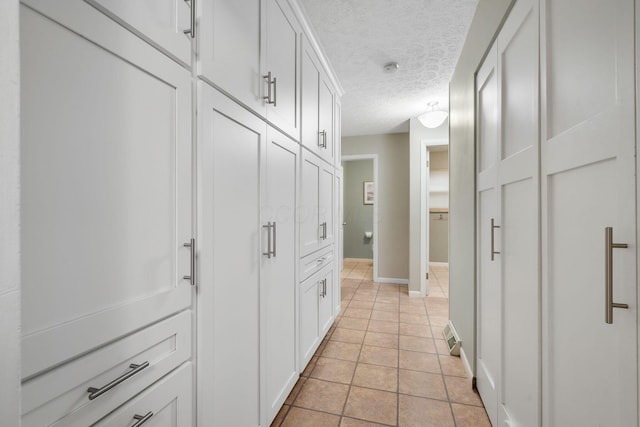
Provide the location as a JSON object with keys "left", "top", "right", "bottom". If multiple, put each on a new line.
{"left": 363, "top": 181, "right": 374, "bottom": 205}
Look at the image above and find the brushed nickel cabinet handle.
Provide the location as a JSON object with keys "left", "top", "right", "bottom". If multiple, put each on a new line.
{"left": 263, "top": 73, "right": 277, "bottom": 105}
{"left": 183, "top": 0, "right": 195, "bottom": 38}
{"left": 184, "top": 238, "right": 196, "bottom": 286}
{"left": 87, "top": 361, "right": 149, "bottom": 400}
{"left": 490, "top": 218, "right": 500, "bottom": 261}
{"left": 272, "top": 77, "right": 277, "bottom": 107}
{"left": 132, "top": 411, "right": 154, "bottom": 427}
{"left": 263, "top": 223, "right": 273, "bottom": 258}
{"left": 319, "top": 130, "right": 327, "bottom": 148}
{"left": 272, "top": 222, "right": 277, "bottom": 258}
{"left": 605, "top": 227, "right": 629, "bottom": 324}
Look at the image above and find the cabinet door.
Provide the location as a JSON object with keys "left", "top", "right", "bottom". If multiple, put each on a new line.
{"left": 541, "top": 0, "right": 637, "bottom": 424}
{"left": 82, "top": 0, "right": 192, "bottom": 66}
{"left": 20, "top": 3, "right": 192, "bottom": 379}
{"left": 198, "top": 0, "right": 265, "bottom": 114}
{"left": 301, "top": 40, "right": 321, "bottom": 154}
{"left": 198, "top": 84, "right": 265, "bottom": 427}
{"left": 318, "top": 266, "right": 334, "bottom": 337}
{"left": 334, "top": 101, "right": 342, "bottom": 168}
{"left": 262, "top": 128, "right": 299, "bottom": 424}
{"left": 318, "top": 78, "right": 335, "bottom": 163}
{"left": 319, "top": 162, "right": 335, "bottom": 247}
{"left": 299, "top": 274, "right": 320, "bottom": 368}
{"left": 265, "top": 0, "right": 300, "bottom": 140}
{"left": 300, "top": 150, "right": 321, "bottom": 256}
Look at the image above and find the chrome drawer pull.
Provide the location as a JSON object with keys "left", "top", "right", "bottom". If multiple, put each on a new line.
{"left": 87, "top": 361, "right": 149, "bottom": 400}
{"left": 490, "top": 218, "right": 500, "bottom": 261}
{"left": 132, "top": 411, "right": 154, "bottom": 427}
{"left": 184, "top": 238, "right": 196, "bottom": 286}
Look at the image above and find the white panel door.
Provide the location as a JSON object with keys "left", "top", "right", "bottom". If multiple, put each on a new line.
{"left": 20, "top": 3, "right": 192, "bottom": 379}
{"left": 262, "top": 128, "right": 299, "bottom": 425}
{"left": 318, "top": 78, "right": 335, "bottom": 163}
{"left": 83, "top": 0, "right": 192, "bottom": 66}
{"left": 198, "top": 84, "right": 265, "bottom": 427}
{"left": 541, "top": 0, "right": 637, "bottom": 425}
{"left": 475, "top": 43, "right": 500, "bottom": 426}
{"left": 301, "top": 40, "right": 321, "bottom": 154}
{"left": 265, "top": 0, "right": 300, "bottom": 140}
{"left": 496, "top": 0, "right": 540, "bottom": 425}
{"left": 299, "top": 273, "right": 320, "bottom": 366}
{"left": 318, "top": 266, "right": 334, "bottom": 336}
{"left": 198, "top": 0, "right": 265, "bottom": 114}
{"left": 300, "top": 150, "right": 321, "bottom": 256}
{"left": 319, "top": 162, "right": 336, "bottom": 248}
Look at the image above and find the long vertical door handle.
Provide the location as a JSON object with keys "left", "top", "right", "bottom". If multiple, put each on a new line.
{"left": 183, "top": 0, "right": 195, "bottom": 38}
{"left": 490, "top": 218, "right": 500, "bottom": 261}
{"left": 263, "top": 223, "right": 273, "bottom": 258}
{"left": 183, "top": 238, "right": 196, "bottom": 286}
{"left": 605, "top": 227, "right": 629, "bottom": 324}
{"left": 271, "top": 222, "right": 277, "bottom": 258}
{"left": 272, "top": 77, "right": 277, "bottom": 107}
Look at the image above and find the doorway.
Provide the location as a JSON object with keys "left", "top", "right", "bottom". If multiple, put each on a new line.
{"left": 341, "top": 154, "right": 379, "bottom": 281}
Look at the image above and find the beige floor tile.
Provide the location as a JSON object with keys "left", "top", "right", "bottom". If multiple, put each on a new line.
{"left": 370, "top": 310, "right": 399, "bottom": 321}
{"left": 358, "top": 345, "right": 399, "bottom": 368}
{"left": 399, "top": 323, "right": 432, "bottom": 338}
{"left": 294, "top": 378, "right": 350, "bottom": 415}
{"left": 429, "top": 316, "right": 449, "bottom": 327}
{"left": 438, "top": 354, "right": 468, "bottom": 377}
{"left": 373, "top": 302, "right": 399, "bottom": 312}
{"left": 352, "top": 363, "right": 398, "bottom": 392}
{"left": 331, "top": 327, "right": 366, "bottom": 344}
{"left": 451, "top": 403, "right": 492, "bottom": 427}
{"left": 399, "top": 304, "right": 427, "bottom": 314}
{"left": 399, "top": 350, "right": 441, "bottom": 374}
{"left": 399, "top": 336, "right": 436, "bottom": 353}
{"left": 280, "top": 407, "right": 340, "bottom": 427}
{"left": 363, "top": 331, "right": 399, "bottom": 349}
{"left": 344, "top": 386, "right": 398, "bottom": 425}
{"left": 343, "top": 308, "right": 373, "bottom": 319}
{"left": 322, "top": 341, "right": 362, "bottom": 362}
{"left": 367, "top": 320, "right": 399, "bottom": 334}
{"left": 311, "top": 357, "right": 357, "bottom": 384}
{"left": 444, "top": 376, "right": 483, "bottom": 406}
{"left": 340, "top": 417, "right": 387, "bottom": 427}
{"left": 351, "top": 293, "right": 377, "bottom": 302}
{"left": 376, "top": 295, "right": 400, "bottom": 305}
{"left": 399, "top": 369, "right": 447, "bottom": 400}
{"left": 378, "top": 283, "right": 400, "bottom": 291}
{"left": 398, "top": 395, "right": 455, "bottom": 427}
{"left": 434, "top": 338, "right": 450, "bottom": 354}
{"left": 338, "top": 316, "right": 370, "bottom": 331}
{"left": 399, "top": 312, "right": 430, "bottom": 325}
{"left": 349, "top": 299, "right": 375, "bottom": 310}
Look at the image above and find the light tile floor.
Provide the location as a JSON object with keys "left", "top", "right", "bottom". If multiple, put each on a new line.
{"left": 271, "top": 259, "right": 490, "bottom": 427}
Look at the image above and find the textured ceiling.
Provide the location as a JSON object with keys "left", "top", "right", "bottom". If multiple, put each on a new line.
{"left": 298, "top": 0, "right": 478, "bottom": 137}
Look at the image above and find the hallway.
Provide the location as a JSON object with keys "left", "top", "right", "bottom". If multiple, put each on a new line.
{"left": 271, "top": 260, "right": 490, "bottom": 426}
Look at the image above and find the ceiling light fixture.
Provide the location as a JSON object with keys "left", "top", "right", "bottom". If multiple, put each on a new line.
{"left": 383, "top": 62, "right": 399, "bottom": 73}
{"left": 418, "top": 101, "right": 448, "bottom": 128}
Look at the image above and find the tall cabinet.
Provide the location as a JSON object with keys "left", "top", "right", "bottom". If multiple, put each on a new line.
{"left": 475, "top": 0, "right": 639, "bottom": 425}
{"left": 19, "top": 0, "right": 342, "bottom": 426}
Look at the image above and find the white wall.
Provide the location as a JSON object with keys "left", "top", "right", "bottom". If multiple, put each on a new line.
{"left": 409, "top": 118, "right": 448, "bottom": 294}
{"left": 449, "top": 0, "right": 513, "bottom": 373}
{"left": 0, "top": 0, "right": 21, "bottom": 423}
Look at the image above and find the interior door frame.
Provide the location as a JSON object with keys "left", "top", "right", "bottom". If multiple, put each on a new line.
{"left": 420, "top": 139, "right": 448, "bottom": 296}
{"left": 342, "top": 154, "right": 379, "bottom": 282}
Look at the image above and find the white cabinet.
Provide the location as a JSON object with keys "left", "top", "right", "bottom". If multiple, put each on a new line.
{"left": 299, "top": 264, "right": 334, "bottom": 367}
{"left": 199, "top": 0, "right": 301, "bottom": 140}
{"left": 20, "top": 1, "right": 193, "bottom": 380}
{"left": 300, "top": 149, "right": 335, "bottom": 257}
{"left": 198, "top": 84, "right": 299, "bottom": 427}
{"left": 301, "top": 37, "right": 335, "bottom": 164}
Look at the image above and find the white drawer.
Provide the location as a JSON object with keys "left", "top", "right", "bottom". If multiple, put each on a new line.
{"left": 94, "top": 362, "right": 192, "bottom": 427}
{"left": 22, "top": 310, "right": 192, "bottom": 427}
{"left": 299, "top": 246, "right": 334, "bottom": 282}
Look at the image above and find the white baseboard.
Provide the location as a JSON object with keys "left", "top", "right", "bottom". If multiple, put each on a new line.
{"left": 460, "top": 346, "right": 473, "bottom": 378}
{"left": 376, "top": 277, "right": 409, "bottom": 285}
{"left": 408, "top": 290, "right": 423, "bottom": 298}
